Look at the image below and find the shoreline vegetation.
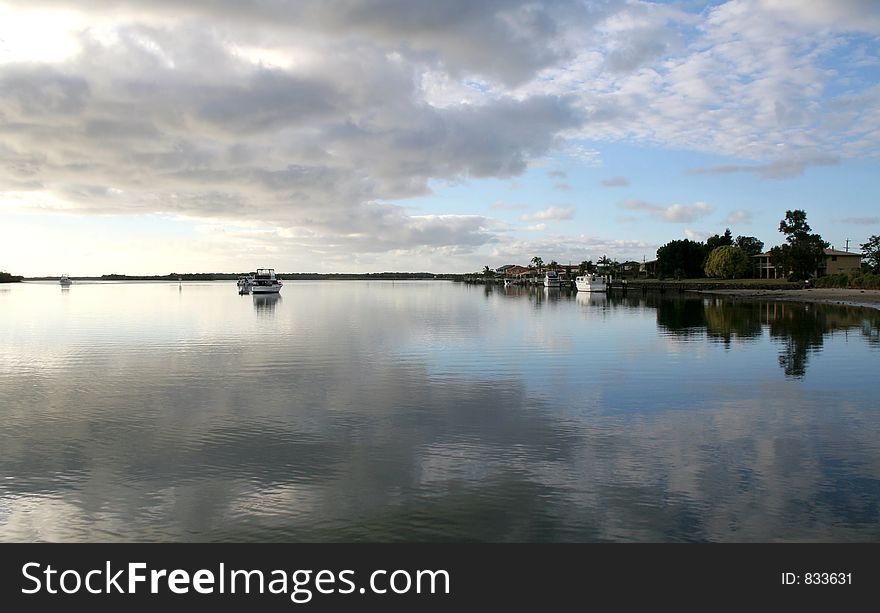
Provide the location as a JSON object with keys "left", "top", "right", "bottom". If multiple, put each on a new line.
{"left": 0, "top": 271, "right": 24, "bottom": 283}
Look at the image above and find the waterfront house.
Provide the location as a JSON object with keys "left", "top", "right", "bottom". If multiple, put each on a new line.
{"left": 640, "top": 259, "right": 658, "bottom": 278}
{"left": 752, "top": 248, "right": 861, "bottom": 279}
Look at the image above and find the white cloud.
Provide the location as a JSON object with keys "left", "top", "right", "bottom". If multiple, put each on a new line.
{"left": 684, "top": 228, "right": 712, "bottom": 241}
{"left": 490, "top": 200, "right": 528, "bottom": 211}
{"left": 620, "top": 199, "right": 714, "bottom": 223}
{"left": 602, "top": 176, "right": 630, "bottom": 187}
{"left": 520, "top": 205, "right": 575, "bottom": 222}
{"left": 724, "top": 210, "right": 753, "bottom": 225}
{"left": 490, "top": 234, "right": 656, "bottom": 265}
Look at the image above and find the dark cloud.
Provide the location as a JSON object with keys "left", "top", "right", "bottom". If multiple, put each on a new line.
{"left": 21, "top": 0, "right": 611, "bottom": 85}
{"left": 687, "top": 153, "right": 839, "bottom": 180}
{"left": 839, "top": 217, "right": 879, "bottom": 225}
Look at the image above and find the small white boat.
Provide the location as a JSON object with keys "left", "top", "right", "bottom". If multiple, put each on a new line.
{"left": 59, "top": 274, "right": 72, "bottom": 286}
{"left": 250, "top": 268, "right": 282, "bottom": 294}
{"left": 237, "top": 275, "right": 254, "bottom": 294}
{"left": 543, "top": 271, "right": 560, "bottom": 288}
{"left": 576, "top": 273, "right": 607, "bottom": 292}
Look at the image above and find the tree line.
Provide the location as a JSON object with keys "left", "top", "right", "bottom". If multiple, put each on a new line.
{"left": 495, "top": 209, "right": 880, "bottom": 283}
{"left": 659, "top": 210, "right": 878, "bottom": 281}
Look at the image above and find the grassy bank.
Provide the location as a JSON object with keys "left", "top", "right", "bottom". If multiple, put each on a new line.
{"left": 812, "top": 271, "right": 880, "bottom": 290}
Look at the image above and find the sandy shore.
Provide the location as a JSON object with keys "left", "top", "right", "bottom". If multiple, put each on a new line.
{"left": 693, "top": 287, "right": 880, "bottom": 310}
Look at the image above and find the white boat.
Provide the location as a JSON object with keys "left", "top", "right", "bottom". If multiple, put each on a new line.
{"left": 250, "top": 268, "right": 282, "bottom": 294}
{"left": 543, "top": 270, "right": 560, "bottom": 288}
{"left": 237, "top": 275, "right": 254, "bottom": 294}
{"left": 576, "top": 273, "right": 607, "bottom": 292}
{"left": 59, "top": 274, "right": 72, "bottom": 286}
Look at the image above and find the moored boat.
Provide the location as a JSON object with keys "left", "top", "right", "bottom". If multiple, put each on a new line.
{"left": 251, "top": 268, "right": 282, "bottom": 294}
{"left": 237, "top": 275, "right": 254, "bottom": 294}
{"left": 543, "top": 270, "right": 560, "bottom": 288}
{"left": 575, "top": 273, "right": 607, "bottom": 292}
{"left": 59, "top": 274, "right": 72, "bottom": 286}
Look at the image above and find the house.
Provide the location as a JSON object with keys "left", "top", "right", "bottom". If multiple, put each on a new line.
{"left": 752, "top": 248, "right": 861, "bottom": 279}
{"left": 821, "top": 249, "right": 862, "bottom": 276}
{"left": 497, "top": 265, "right": 531, "bottom": 277}
{"left": 640, "top": 259, "right": 658, "bottom": 278}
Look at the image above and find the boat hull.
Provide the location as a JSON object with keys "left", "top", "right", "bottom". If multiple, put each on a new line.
{"left": 575, "top": 275, "right": 607, "bottom": 292}
{"left": 251, "top": 283, "right": 282, "bottom": 294}
{"left": 543, "top": 272, "right": 560, "bottom": 287}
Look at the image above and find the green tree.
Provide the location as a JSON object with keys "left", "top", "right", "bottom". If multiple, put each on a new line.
{"left": 735, "top": 235, "right": 764, "bottom": 257}
{"left": 482, "top": 266, "right": 495, "bottom": 278}
{"left": 770, "top": 210, "right": 828, "bottom": 280}
{"left": 706, "top": 228, "right": 734, "bottom": 252}
{"left": 548, "top": 260, "right": 559, "bottom": 271}
{"left": 0, "top": 271, "right": 24, "bottom": 283}
{"left": 704, "top": 246, "right": 751, "bottom": 279}
{"left": 530, "top": 256, "right": 544, "bottom": 272}
{"left": 656, "top": 239, "right": 709, "bottom": 278}
{"left": 862, "top": 235, "right": 880, "bottom": 273}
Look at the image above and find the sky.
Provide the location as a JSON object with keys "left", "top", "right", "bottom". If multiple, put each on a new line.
{"left": 0, "top": 0, "right": 878, "bottom": 276}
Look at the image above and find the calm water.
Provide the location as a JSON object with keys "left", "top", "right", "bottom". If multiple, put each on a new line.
{"left": 1, "top": 281, "right": 879, "bottom": 542}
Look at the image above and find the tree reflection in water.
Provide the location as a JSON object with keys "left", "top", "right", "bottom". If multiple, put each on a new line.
{"left": 653, "top": 295, "right": 880, "bottom": 378}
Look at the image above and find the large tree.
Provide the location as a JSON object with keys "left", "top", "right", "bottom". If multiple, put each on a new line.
{"left": 861, "top": 235, "right": 880, "bottom": 273}
{"left": 769, "top": 210, "right": 828, "bottom": 280}
{"left": 735, "top": 235, "right": 764, "bottom": 257}
{"left": 706, "top": 228, "right": 734, "bottom": 252}
{"left": 656, "top": 239, "right": 709, "bottom": 278}
{"left": 704, "top": 246, "right": 751, "bottom": 279}
{"left": 530, "top": 256, "right": 544, "bottom": 272}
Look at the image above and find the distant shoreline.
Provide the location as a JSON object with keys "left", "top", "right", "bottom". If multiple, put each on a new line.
{"left": 692, "top": 288, "right": 880, "bottom": 311}
{"left": 23, "top": 272, "right": 462, "bottom": 281}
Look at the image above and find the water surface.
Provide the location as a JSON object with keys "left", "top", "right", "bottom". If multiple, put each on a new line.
{"left": 1, "top": 281, "right": 878, "bottom": 541}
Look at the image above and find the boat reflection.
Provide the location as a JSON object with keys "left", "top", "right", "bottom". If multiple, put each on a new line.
{"left": 575, "top": 291, "right": 608, "bottom": 308}
{"left": 253, "top": 293, "right": 281, "bottom": 314}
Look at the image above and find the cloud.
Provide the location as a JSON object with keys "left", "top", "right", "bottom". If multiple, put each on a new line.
{"left": 685, "top": 228, "right": 712, "bottom": 241}
{"left": 10, "top": 0, "right": 617, "bottom": 86}
{"left": 521, "top": 205, "right": 575, "bottom": 222}
{"left": 0, "top": 18, "right": 585, "bottom": 261}
{"left": 839, "top": 217, "right": 880, "bottom": 225}
{"left": 490, "top": 200, "right": 528, "bottom": 211}
{"left": 724, "top": 210, "right": 752, "bottom": 225}
{"left": 687, "top": 154, "right": 839, "bottom": 180}
{"left": 525, "top": 223, "right": 546, "bottom": 232}
{"left": 2, "top": 0, "right": 880, "bottom": 273}
{"left": 490, "top": 234, "right": 656, "bottom": 264}
{"left": 620, "top": 199, "right": 714, "bottom": 223}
